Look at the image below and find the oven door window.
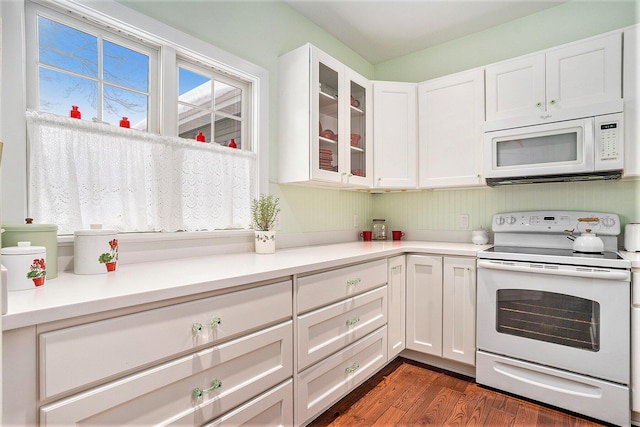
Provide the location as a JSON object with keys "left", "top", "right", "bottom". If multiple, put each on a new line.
{"left": 496, "top": 289, "right": 600, "bottom": 352}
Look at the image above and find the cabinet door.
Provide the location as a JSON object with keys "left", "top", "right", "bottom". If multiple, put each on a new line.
{"left": 387, "top": 255, "right": 406, "bottom": 359}
{"left": 373, "top": 81, "right": 417, "bottom": 189}
{"left": 312, "top": 47, "right": 346, "bottom": 183}
{"left": 624, "top": 25, "right": 640, "bottom": 177}
{"left": 418, "top": 69, "right": 485, "bottom": 188}
{"left": 406, "top": 255, "right": 442, "bottom": 356}
{"left": 442, "top": 257, "right": 476, "bottom": 366}
{"left": 485, "top": 54, "right": 545, "bottom": 122}
{"left": 344, "top": 69, "right": 373, "bottom": 187}
{"left": 546, "top": 33, "right": 622, "bottom": 113}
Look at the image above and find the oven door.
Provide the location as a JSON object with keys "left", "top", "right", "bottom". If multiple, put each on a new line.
{"left": 483, "top": 118, "right": 594, "bottom": 179}
{"left": 477, "top": 259, "right": 630, "bottom": 384}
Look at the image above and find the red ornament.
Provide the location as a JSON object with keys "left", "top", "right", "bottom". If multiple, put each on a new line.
{"left": 228, "top": 138, "right": 237, "bottom": 148}
{"left": 70, "top": 105, "right": 81, "bottom": 119}
{"left": 196, "top": 131, "right": 205, "bottom": 142}
{"left": 119, "top": 117, "right": 130, "bottom": 128}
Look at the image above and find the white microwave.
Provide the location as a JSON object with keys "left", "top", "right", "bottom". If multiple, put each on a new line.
{"left": 484, "top": 113, "right": 624, "bottom": 186}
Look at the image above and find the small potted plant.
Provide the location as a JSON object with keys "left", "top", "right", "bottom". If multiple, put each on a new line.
{"left": 251, "top": 194, "right": 280, "bottom": 254}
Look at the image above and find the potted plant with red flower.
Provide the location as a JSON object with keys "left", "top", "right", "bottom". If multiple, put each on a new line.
{"left": 98, "top": 238, "right": 119, "bottom": 272}
{"left": 27, "top": 258, "right": 46, "bottom": 286}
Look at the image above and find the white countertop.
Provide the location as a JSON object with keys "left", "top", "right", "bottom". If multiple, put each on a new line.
{"left": 621, "top": 250, "right": 640, "bottom": 268}
{"left": 2, "top": 241, "right": 490, "bottom": 331}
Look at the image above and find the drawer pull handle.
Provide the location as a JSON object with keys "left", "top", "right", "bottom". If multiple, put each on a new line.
{"left": 192, "top": 317, "right": 222, "bottom": 334}
{"left": 345, "top": 362, "right": 360, "bottom": 374}
{"left": 346, "top": 316, "right": 360, "bottom": 327}
{"left": 346, "top": 278, "right": 361, "bottom": 287}
{"left": 192, "top": 379, "right": 222, "bottom": 399}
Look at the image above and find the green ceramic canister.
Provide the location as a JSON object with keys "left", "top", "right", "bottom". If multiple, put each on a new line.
{"left": 2, "top": 222, "right": 58, "bottom": 279}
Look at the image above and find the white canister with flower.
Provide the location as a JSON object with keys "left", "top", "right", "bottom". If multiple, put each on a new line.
{"left": 74, "top": 227, "right": 119, "bottom": 274}
{"left": 1, "top": 242, "right": 47, "bottom": 291}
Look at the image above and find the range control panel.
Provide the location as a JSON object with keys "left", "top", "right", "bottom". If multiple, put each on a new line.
{"left": 492, "top": 211, "right": 620, "bottom": 235}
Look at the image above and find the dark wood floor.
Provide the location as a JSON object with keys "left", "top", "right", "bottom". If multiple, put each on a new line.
{"left": 308, "top": 358, "right": 609, "bottom": 426}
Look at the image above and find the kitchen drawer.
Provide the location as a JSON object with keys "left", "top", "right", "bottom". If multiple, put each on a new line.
{"left": 203, "top": 380, "right": 293, "bottom": 427}
{"left": 40, "top": 321, "right": 293, "bottom": 426}
{"left": 297, "top": 259, "right": 387, "bottom": 313}
{"left": 298, "top": 286, "right": 387, "bottom": 370}
{"left": 297, "top": 327, "right": 387, "bottom": 425}
{"left": 39, "top": 280, "right": 292, "bottom": 400}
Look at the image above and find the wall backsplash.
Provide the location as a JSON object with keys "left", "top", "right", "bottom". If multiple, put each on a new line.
{"left": 373, "top": 179, "right": 640, "bottom": 233}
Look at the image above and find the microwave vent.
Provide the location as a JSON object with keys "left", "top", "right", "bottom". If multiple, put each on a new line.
{"left": 485, "top": 170, "right": 622, "bottom": 187}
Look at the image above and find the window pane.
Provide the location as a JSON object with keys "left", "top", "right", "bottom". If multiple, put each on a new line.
{"left": 103, "top": 40, "right": 149, "bottom": 92}
{"left": 103, "top": 84, "right": 148, "bottom": 130}
{"left": 38, "top": 15, "right": 98, "bottom": 78}
{"left": 178, "top": 104, "right": 211, "bottom": 140}
{"left": 179, "top": 67, "right": 211, "bottom": 108}
{"left": 39, "top": 67, "right": 98, "bottom": 119}
{"left": 214, "top": 81, "right": 241, "bottom": 117}
{"left": 214, "top": 114, "right": 241, "bottom": 147}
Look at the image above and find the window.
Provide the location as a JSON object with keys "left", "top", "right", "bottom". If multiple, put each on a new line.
{"left": 34, "top": 12, "right": 156, "bottom": 131}
{"left": 178, "top": 61, "right": 250, "bottom": 149}
{"left": 19, "top": 0, "right": 266, "bottom": 234}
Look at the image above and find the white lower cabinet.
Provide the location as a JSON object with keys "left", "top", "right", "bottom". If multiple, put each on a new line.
{"left": 387, "top": 255, "right": 406, "bottom": 359}
{"left": 406, "top": 255, "right": 476, "bottom": 366}
{"left": 296, "top": 327, "right": 387, "bottom": 425}
{"left": 297, "top": 286, "right": 387, "bottom": 370}
{"left": 295, "top": 260, "right": 389, "bottom": 425}
{"left": 39, "top": 280, "right": 292, "bottom": 400}
{"left": 40, "top": 321, "right": 293, "bottom": 426}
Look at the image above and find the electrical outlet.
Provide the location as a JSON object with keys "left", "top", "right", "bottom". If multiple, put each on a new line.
{"left": 353, "top": 214, "right": 359, "bottom": 228}
{"left": 458, "top": 214, "right": 469, "bottom": 229}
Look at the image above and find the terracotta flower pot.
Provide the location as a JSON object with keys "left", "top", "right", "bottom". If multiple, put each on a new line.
{"left": 32, "top": 276, "right": 45, "bottom": 287}
{"left": 106, "top": 261, "right": 117, "bottom": 272}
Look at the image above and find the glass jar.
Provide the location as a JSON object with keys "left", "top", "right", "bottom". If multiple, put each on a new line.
{"left": 372, "top": 219, "right": 387, "bottom": 240}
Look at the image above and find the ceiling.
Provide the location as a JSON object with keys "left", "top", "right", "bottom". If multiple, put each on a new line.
{"left": 284, "top": 0, "right": 568, "bottom": 64}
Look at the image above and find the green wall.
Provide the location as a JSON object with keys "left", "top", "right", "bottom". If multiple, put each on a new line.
{"left": 375, "top": 1, "right": 640, "bottom": 82}
{"left": 118, "top": 0, "right": 640, "bottom": 236}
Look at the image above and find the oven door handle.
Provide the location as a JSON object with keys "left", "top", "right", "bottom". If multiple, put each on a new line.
{"left": 477, "top": 259, "right": 630, "bottom": 280}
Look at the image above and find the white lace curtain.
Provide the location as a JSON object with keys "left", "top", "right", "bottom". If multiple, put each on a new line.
{"left": 26, "top": 111, "right": 255, "bottom": 234}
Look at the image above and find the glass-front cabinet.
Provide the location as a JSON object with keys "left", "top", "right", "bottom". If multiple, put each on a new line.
{"left": 279, "top": 44, "right": 372, "bottom": 187}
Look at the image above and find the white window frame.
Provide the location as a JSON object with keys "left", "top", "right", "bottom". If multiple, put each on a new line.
{"left": 177, "top": 58, "right": 252, "bottom": 150}
{"left": 25, "top": 3, "right": 160, "bottom": 133}
{"left": 1, "top": 0, "right": 269, "bottom": 236}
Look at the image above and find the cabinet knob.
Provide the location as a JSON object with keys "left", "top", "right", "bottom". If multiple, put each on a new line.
{"left": 345, "top": 362, "right": 360, "bottom": 374}
{"left": 536, "top": 102, "right": 542, "bottom": 108}
{"left": 346, "top": 316, "right": 360, "bottom": 327}
{"left": 549, "top": 99, "right": 556, "bottom": 106}
{"left": 209, "top": 317, "right": 222, "bottom": 328}
{"left": 346, "top": 278, "right": 361, "bottom": 287}
{"left": 192, "top": 379, "right": 222, "bottom": 399}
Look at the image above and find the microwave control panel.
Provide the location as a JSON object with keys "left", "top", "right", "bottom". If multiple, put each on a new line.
{"left": 599, "top": 122, "right": 619, "bottom": 160}
{"left": 595, "top": 113, "right": 624, "bottom": 169}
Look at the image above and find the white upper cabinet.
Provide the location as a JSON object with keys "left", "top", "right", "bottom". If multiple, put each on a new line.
{"left": 278, "top": 44, "right": 372, "bottom": 187}
{"left": 623, "top": 25, "right": 640, "bottom": 178}
{"left": 486, "top": 32, "right": 623, "bottom": 130}
{"left": 373, "top": 81, "right": 418, "bottom": 189}
{"left": 418, "top": 69, "right": 485, "bottom": 188}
